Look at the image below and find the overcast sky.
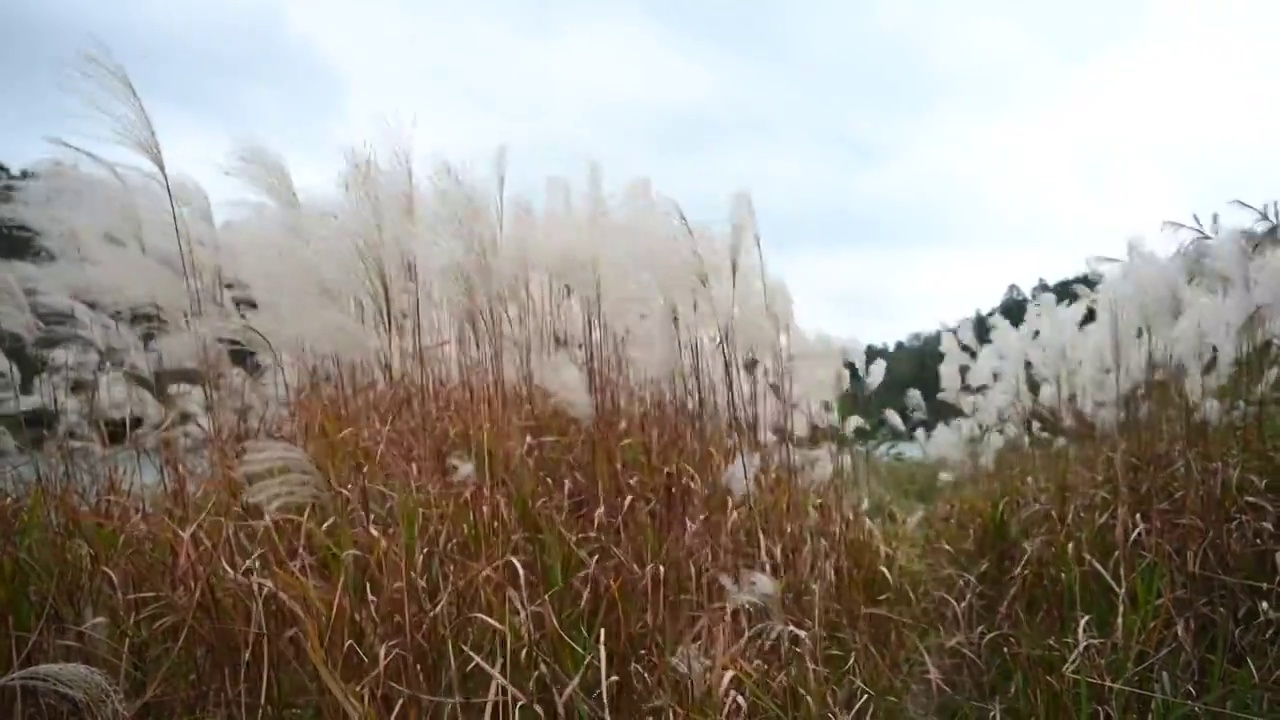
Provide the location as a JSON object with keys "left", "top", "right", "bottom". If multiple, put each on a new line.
{"left": 3, "top": 0, "right": 1279, "bottom": 344}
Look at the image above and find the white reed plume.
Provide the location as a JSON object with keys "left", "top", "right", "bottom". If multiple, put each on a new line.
{"left": 236, "top": 439, "right": 328, "bottom": 516}
{"left": 0, "top": 662, "right": 127, "bottom": 719}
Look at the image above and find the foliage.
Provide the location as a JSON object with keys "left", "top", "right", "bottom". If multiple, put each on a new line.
{"left": 0, "top": 163, "right": 47, "bottom": 263}
{"left": 840, "top": 272, "right": 1102, "bottom": 436}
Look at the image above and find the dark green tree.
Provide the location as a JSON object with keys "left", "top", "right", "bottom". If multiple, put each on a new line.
{"left": 0, "top": 163, "right": 46, "bottom": 262}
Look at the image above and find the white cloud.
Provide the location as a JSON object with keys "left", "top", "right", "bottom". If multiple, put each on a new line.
{"left": 4, "top": 0, "right": 1280, "bottom": 344}
{"left": 272, "top": 0, "right": 735, "bottom": 182}
{"left": 779, "top": 0, "right": 1280, "bottom": 340}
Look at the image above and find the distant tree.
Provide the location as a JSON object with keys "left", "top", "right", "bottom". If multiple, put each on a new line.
{"left": 838, "top": 271, "right": 1102, "bottom": 433}
{"left": 0, "top": 162, "right": 47, "bottom": 262}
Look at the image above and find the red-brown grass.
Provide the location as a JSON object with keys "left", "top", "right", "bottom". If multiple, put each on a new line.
{"left": 1, "top": 353, "right": 1276, "bottom": 719}
{"left": 0, "top": 361, "right": 912, "bottom": 718}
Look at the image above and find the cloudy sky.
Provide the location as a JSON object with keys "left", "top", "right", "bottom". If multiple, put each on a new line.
{"left": 3, "top": 0, "right": 1279, "bottom": 344}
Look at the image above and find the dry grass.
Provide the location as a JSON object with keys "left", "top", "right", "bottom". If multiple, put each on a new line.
{"left": 0, "top": 354, "right": 1276, "bottom": 719}
{"left": 1, "top": 48, "right": 1276, "bottom": 720}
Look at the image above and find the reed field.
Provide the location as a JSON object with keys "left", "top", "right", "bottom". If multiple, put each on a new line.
{"left": 0, "top": 51, "right": 1276, "bottom": 719}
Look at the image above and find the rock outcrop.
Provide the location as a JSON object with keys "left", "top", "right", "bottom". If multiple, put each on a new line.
{"left": 0, "top": 164, "right": 285, "bottom": 492}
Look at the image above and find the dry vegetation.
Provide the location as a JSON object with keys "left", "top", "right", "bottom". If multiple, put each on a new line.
{"left": 0, "top": 52, "right": 1277, "bottom": 719}
{"left": 2, "top": 352, "right": 1277, "bottom": 719}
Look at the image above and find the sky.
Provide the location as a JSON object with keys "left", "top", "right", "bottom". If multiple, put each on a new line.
{"left": 3, "top": 0, "right": 1280, "bottom": 344}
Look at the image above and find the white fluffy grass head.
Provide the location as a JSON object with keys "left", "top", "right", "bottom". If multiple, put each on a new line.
{"left": 922, "top": 208, "right": 1280, "bottom": 469}
{"left": 25, "top": 48, "right": 1277, "bottom": 482}
{"left": 0, "top": 661, "right": 127, "bottom": 719}
{"left": 13, "top": 96, "right": 852, "bottom": 423}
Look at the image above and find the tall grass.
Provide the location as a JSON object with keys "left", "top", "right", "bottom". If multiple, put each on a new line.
{"left": 0, "top": 52, "right": 1275, "bottom": 718}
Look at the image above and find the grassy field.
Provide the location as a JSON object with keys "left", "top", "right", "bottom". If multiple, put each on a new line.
{"left": 0, "top": 49, "right": 1276, "bottom": 720}
{"left": 0, "top": 360, "right": 1275, "bottom": 719}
